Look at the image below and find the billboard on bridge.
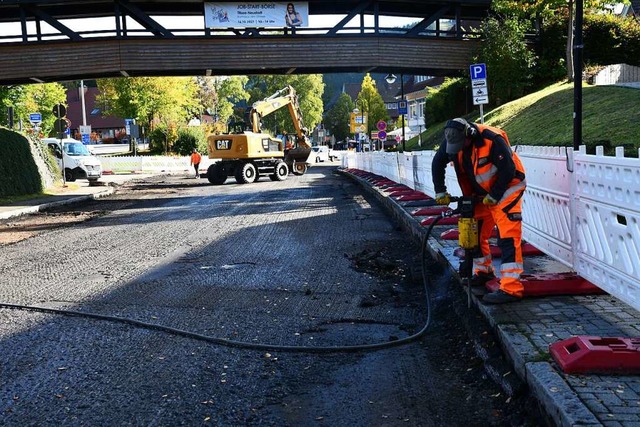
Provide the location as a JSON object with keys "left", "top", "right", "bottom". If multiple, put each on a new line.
{"left": 205, "top": 2, "right": 309, "bottom": 28}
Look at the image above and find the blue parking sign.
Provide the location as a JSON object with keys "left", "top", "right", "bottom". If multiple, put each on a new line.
{"left": 470, "top": 63, "right": 487, "bottom": 80}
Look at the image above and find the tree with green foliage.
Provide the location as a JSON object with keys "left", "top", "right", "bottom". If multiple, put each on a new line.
{"left": 324, "top": 92, "right": 354, "bottom": 142}
{"left": 246, "top": 74, "right": 324, "bottom": 135}
{"left": 476, "top": 16, "right": 536, "bottom": 105}
{"left": 355, "top": 74, "right": 389, "bottom": 136}
{"left": 491, "top": 0, "right": 624, "bottom": 81}
{"left": 217, "top": 76, "right": 250, "bottom": 129}
{"left": 96, "top": 77, "right": 199, "bottom": 133}
{"left": 0, "top": 83, "right": 66, "bottom": 137}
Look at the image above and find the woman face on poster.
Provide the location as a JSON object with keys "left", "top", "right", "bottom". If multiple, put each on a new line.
{"left": 285, "top": 3, "right": 302, "bottom": 27}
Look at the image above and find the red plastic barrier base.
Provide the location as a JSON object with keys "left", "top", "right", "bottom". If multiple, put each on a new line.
{"left": 420, "top": 215, "right": 459, "bottom": 226}
{"left": 453, "top": 242, "right": 543, "bottom": 258}
{"left": 385, "top": 186, "right": 411, "bottom": 194}
{"left": 412, "top": 206, "right": 451, "bottom": 216}
{"left": 485, "top": 272, "right": 605, "bottom": 296}
{"left": 395, "top": 192, "right": 431, "bottom": 202}
{"left": 550, "top": 336, "right": 640, "bottom": 374}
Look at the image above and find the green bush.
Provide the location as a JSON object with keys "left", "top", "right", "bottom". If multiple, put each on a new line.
{"left": 423, "top": 78, "right": 469, "bottom": 126}
{"left": 583, "top": 14, "right": 640, "bottom": 67}
{"left": 149, "top": 125, "right": 171, "bottom": 154}
{"left": 173, "top": 127, "right": 207, "bottom": 156}
{"left": 0, "top": 128, "right": 45, "bottom": 197}
{"left": 540, "top": 13, "right": 640, "bottom": 79}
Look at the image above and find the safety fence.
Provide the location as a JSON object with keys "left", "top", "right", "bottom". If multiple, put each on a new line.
{"left": 99, "top": 156, "right": 215, "bottom": 175}
{"left": 342, "top": 146, "right": 640, "bottom": 312}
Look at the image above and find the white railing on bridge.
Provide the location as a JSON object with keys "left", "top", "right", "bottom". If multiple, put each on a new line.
{"left": 342, "top": 146, "right": 640, "bottom": 312}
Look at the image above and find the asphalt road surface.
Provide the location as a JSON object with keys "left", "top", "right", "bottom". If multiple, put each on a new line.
{"left": 0, "top": 165, "right": 543, "bottom": 426}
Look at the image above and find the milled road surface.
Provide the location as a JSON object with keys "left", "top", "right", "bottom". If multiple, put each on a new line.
{"left": 0, "top": 165, "right": 543, "bottom": 426}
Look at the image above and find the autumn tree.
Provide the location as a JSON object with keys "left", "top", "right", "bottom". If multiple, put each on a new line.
{"left": 355, "top": 74, "right": 389, "bottom": 136}
{"left": 0, "top": 83, "right": 66, "bottom": 137}
{"left": 195, "top": 76, "right": 249, "bottom": 133}
{"left": 96, "top": 76, "right": 199, "bottom": 131}
{"left": 324, "top": 92, "right": 354, "bottom": 142}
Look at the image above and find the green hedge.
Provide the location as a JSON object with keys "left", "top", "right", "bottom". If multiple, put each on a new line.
{"left": 0, "top": 128, "right": 45, "bottom": 197}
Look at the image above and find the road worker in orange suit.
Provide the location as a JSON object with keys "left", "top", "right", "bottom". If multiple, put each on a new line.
{"left": 190, "top": 148, "right": 202, "bottom": 179}
{"left": 431, "top": 118, "right": 527, "bottom": 304}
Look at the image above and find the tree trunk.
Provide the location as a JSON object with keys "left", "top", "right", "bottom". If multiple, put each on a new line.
{"left": 566, "top": 0, "right": 575, "bottom": 82}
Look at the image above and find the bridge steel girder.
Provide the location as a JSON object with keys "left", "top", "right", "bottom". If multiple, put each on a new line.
{"left": 0, "top": 36, "right": 478, "bottom": 85}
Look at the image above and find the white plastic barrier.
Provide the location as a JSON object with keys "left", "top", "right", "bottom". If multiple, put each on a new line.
{"left": 343, "top": 146, "right": 640, "bottom": 312}
{"left": 518, "top": 146, "right": 574, "bottom": 267}
{"left": 573, "top": 146, "right": 640, "bottom": 310}
{"left": 100, "top": 156, "right": 215, "bottom": 174}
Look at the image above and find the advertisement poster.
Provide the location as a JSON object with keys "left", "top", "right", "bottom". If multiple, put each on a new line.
{"left": 205, "top": 2, "right": 309, "bottom": 28}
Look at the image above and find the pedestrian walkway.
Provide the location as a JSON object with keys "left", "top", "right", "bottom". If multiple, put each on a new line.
{"left": 341, "top": 168, "right": 640, "bottom": 427}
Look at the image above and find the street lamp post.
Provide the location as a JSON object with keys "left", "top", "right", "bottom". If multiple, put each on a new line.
{"left": 385, "top": 73, "right": 405, "bottom": 151}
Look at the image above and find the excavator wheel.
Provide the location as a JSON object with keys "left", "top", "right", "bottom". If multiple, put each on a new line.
{"left": 269, "top": 161, "right": 289, "bottom": 181}
{"left": 207, "top": 163, "right": 227, "bottom": 185}
{"left": 291, "top": 162, "right": 307, "bottom": 176}
{"left": 235, "top": 162, "right": 258, "bottom": 184}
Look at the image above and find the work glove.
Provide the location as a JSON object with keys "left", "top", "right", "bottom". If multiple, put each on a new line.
{"left": 435, "top": 192, "right": 451, "bottom": 205}
{"left": 483, "top": 194, "right": 498, "bottom": 206}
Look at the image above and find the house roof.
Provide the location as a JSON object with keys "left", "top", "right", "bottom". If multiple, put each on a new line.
{"left": 66, "top": 86, "right": 125, "bottom": 131}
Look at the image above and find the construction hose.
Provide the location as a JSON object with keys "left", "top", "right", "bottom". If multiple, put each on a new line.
{"left": 0, "top": 218, "right": 446, "bottom": 354}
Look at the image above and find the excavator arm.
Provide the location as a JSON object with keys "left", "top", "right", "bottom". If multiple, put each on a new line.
{"left": 247, "top": 86, "right": 310, "bottom": 148}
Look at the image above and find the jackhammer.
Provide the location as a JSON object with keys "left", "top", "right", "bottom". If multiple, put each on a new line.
{"left": 421, "top": 196, "right": 478, "bottom": 308}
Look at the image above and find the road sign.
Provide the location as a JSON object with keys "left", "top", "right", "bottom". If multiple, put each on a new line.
{"left": 54, "top": 118, "right": 68, "bottom": 133}
{"left": 470, "top": 63, "right": 487, "bottom": 80}
{"left": 473, "top": 87, "right": 488, "bottom": 97}
{"left": 29, "top": 113, "right": 42, "bottom": 124}
{"left": 53, "top": 104, "right": 66, "bottom": 118}
{"left": 398, "top": 101, "right": 408, "bottom": 115}
{"left": 377, "top": 120, "right": 387, "bottom": 131}
{"left": 470, "top": 63, "right": 489, "bottom": 110}
{"left": 472, "top": 79, "right": 487, "bottom": 88}
{"left": 371, "top": 131, "right": 379, "bottom": 139}
{"left": 378, "top": 130, "right": 387, "bottom": 139}
{"left": 473, "top": 96, "right": 489, "bottom": 105}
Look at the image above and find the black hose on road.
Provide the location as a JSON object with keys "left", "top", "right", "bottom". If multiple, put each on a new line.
{"left": 0, "top": 218, "right": 446, "bottom": 353}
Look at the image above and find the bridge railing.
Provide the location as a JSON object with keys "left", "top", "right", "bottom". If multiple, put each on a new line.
{"left": 342, "top": 146, "right": 640, "bottom": 312}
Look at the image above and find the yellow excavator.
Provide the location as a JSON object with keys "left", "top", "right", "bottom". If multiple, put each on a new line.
{"left": 206, "top": 86, "right": 312, "bottom": 185}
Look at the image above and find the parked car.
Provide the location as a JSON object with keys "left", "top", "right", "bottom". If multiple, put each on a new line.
{"left": 44, "top": 137, "right": 102, "bottom": 183}
{"left": 311, "top": 145, "right": 330, "bottom": 163}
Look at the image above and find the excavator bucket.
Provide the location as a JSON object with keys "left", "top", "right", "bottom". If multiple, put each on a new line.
{"left": 285, "top": 146, "right": 312, "bottom": 175}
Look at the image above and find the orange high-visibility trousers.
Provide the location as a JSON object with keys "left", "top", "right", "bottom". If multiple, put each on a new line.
{"left": 472, "top": 189, "right": 525, "bottom": 297}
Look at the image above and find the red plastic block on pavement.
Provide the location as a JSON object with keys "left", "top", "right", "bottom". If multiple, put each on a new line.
{"left": 388, "top": 189, "right": 415, "bottom": 197}
{"left": 420, "top": 215, "right": 459, "bottom": 226}
{"left": 395, "top": 192, "right": 431, "bottom": 202}
{"left": 485, "top": 272, "right": 605, "bottom": 296}
{"left": 411, "top": 206, "right": 450, "bottom": 216}
{"left": 550, "top": 336, "right": 640, "bottom": 374}
{"left": 384, "top": 186, "right": 411, "bottom": 194}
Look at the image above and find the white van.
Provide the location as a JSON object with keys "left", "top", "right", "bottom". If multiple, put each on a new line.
{"left": 311, "top": 145, "right": 331, "bottom": 163}
{"left": 44, "top": 138, "right": 103, "bottom": 182}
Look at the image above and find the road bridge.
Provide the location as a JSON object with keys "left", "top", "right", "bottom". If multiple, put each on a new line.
{"left": 0, "top": 0, "right": 490, "bottom": 84}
